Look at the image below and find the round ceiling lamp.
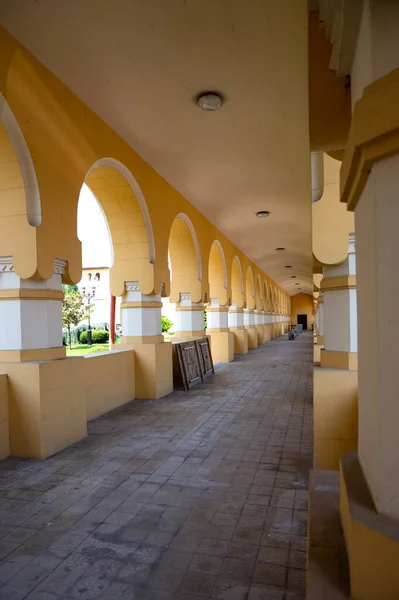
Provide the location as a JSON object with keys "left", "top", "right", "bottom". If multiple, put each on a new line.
{"left": 256, "top": 211, "right": 271, "bottom": 218}
{"left": 275, "top": 247, "right": 285, "bottom": 252}
{"left": 197, "top": 92, "right": 223, "bottom": 111}
{"left": 285, "top": 265, "right": 292, "bottom": 269}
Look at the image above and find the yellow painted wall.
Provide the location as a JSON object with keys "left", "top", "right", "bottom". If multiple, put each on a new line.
{"left": 0, "top": 26, "right": 288, "bottom": 311}
{"left": 84, "top": 349, "right": 135, "bottom": 421}
{"left": 0, "top": 373, "right": 9, "bottom": 459}
{"left": 291, "top": 293, "right": 314, "bottom": 329}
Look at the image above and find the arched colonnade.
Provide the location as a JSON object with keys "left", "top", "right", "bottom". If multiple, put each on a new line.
{"left": 0, "top": 33, "right": 291, "bottom": 459}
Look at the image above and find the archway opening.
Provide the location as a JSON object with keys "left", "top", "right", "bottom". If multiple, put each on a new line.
{"left": 167, "top": 214, "right": 201, "bottom": 304}
{"left": 209, "top": 241, "right": 228, "bottom": 305}
{"left": 231, "top": 256, "right": 244, "bottom": 308}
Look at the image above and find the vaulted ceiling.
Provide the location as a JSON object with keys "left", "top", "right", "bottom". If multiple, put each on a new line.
{"left": 0, "top": 0, "right": 312, "bottom": 294}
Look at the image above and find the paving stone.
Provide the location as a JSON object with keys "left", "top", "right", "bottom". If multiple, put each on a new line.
{"left": 0, "top": 333, "right": 313, "bottom": 599}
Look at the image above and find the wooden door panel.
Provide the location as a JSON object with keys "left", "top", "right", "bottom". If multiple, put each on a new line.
{"left": 176, "top": 341, "right": 202, "bottom": 390}
{"left": 195, "top": 337, "right": 214, "bottom": 379}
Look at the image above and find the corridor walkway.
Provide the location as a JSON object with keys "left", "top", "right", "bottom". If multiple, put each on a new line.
{"left": 0, "top": 333, "right": 313, "bottom": 600}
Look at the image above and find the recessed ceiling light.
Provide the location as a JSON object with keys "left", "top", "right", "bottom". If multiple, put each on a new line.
{"left": 197, "top": 92, "right": 223, "bottom": 111}
{"left": 256, "top": 211, "right": 271, "bottom": 218}
{"left": 285, "top": 265, "right": 292, "bottom": 269}
{"left": 275, "top": 248, "right": 285, "bottom": 252}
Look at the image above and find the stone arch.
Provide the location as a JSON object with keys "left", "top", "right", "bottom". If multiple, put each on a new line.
{"left": 83, "top": 158, "right": 155, "bottom": 296}
{"left": 0, "top": 94, "right": 39, "bottom": 278}
{"left": 256, "top": 274, "right": 263, "bottom": 310}
{"left": 208, "top": 241, "right": 228, "bottom": 305}
{"left": 0, "top": 93, "right": 41, "bottom": 228}
{"left": 264, "top": 281, "right": 270, "bottom": 311}
{"left": 231, "top": 256, "right": 244, "bottom": 308}
{"left": 246, "top": 266, "right": 255, "bottom": 309}
{"left": 168, "top": 213, "right": 202, "bottom": 303}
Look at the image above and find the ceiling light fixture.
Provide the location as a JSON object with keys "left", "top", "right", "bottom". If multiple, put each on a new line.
{"left": 197, "top": 92, "right": 223, "bottom": 111}
{"left": 256, "top": 211, "right": 271, "bottom": 218}
{"left": 285, "top": 265, "right": 292, "bottom": 269}
{"left": 275, "top": 247, "right": 285, "bottom": 252}
{"left": 291, "top": 276, "right": 297, "bottom": 279}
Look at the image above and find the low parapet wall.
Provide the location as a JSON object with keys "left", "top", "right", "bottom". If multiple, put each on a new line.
{"left": 84, "top": 349, "right": 135, "bottom": 421}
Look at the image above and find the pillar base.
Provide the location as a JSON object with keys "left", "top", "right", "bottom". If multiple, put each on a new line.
{"left": 340, "top": 452, "right": 399, "bottom": 600}
{"left": 313, "top": 367, "right": 358, "bottom": 471}
{"left": 314, "top": 344, "right": 323, "bottom": 363}
{"left": 256, "top": 325, "right": 265, "bottom": 345}
{"left": 2, "top": 358, "right": 87, "bottom": 459}
{"left": 264, "top": 324, "right": 272, "bottom": 341}
{"left": 321, "top": 350, "right": 358, "bottom": 371}
{"left": 245, "top": 325, "right": 258, "bottom": 349}
{"left": 117, "top": 341, "right": 172, "bottom": 400}
{"left": 229, "top": 327, "right": 248, "bottom": 355}
{"left": 207, "top": 330, "right": 234, "bottom": 364}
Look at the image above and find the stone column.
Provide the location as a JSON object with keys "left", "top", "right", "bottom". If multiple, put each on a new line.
{"left": 314, "top": 309, "right": 320, "bottom": 336}
{"left": 0, "top": 258, "right": 66, "bottom": 362}
{"left": 174, "top": 293, "right": 205, "bottom": 340}
{"left": 119, "top": 281, "right": 172, "bottom": 400}
{"left": 228, "top": 302, "right": 248, "bottom": 354}
{"left": 0, "top": 258, "right": 87, "bottom": 458}
{"left": 254, "top": 309, "right": 265, "bottom": 345}
{"left": 244, "top": 307, "right": 257, "bottom": 349}
{"left": 320, "top": 234, "right": 357, "bottom": 370}
{"left": 206, "top": 299, "right": 234, "bottom": 364}
{"left": 317, "top": 295, "right": 325, "bottom": 345}
{"left": 264, "top": 313, "right": 273, "bottom": 341}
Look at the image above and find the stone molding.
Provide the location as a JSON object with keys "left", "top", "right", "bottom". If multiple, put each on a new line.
{"left": 341, "top": 68, "right": 399, "bottom": 211}
{"left": 0, "top": 289, "right": 64, "bottom": 301}
{"left": 320, "top": 275, "right": 356, "bottom": 292}
{"left": 125, "top": 281, "right": 140, "bottom": 292}
{"left": 120, "top": 301, "right": 162, "bottom": 309}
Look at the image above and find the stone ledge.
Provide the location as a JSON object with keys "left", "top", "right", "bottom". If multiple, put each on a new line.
{"left": 340, "top": 452, "right": 399, "bottom": 599}
{"left": 307, "top": 469, "right": 350, "bottom": 599}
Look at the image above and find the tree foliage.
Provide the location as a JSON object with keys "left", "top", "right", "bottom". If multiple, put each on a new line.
{"left": 62, "top": 285, "right": 88, "bottom": 349}
{"left": 161, "top": 316, "right": 173, "bottom": 333}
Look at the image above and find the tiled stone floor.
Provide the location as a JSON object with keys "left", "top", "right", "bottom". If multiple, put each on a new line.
{"left": 0, "top": 332, "right": 313, "bottom": 600}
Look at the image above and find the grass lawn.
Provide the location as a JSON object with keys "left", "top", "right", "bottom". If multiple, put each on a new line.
{"left": 66, "top": 343, "right": 109, "bottom": 356}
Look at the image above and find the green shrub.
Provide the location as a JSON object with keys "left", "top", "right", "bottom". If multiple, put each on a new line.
{"left": 80, "top": 329, "right": 109, "bottom": 344}
{"left": 162, "top": 316, "right": 173, "bottom": 333}
{"left": 204, "top": 308, "right": 207, "bottom": 330}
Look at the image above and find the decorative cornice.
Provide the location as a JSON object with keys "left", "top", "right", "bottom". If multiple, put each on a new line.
{"left": 54, "top": 259, "right": 67, "bottom": 275}
{"left": 341, "top": 68, "right": 399, "bottom": 211}
{"left": 321, "top": 275, "right": 356, "bottom": 291}
{"left": 125, "top": 281, "right": 140, "bottom": 292}
{"left": 0, "top": 257, "right": 14, "bottom": 272}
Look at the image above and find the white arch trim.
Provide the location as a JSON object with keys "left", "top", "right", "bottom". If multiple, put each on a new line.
{"left": 233, "top": 255, "right": 244, "bottom": 294}
{"left": 0, "top": 93, "right": 41, "bottom": 227}
{"left": 264, "top": 280, "right": 269, "bottom": 304}
{"left": 175, "top": 213, "right": 202, "bottom": 281}
{"left": 212, "top": 240, "right": 228, "bottom": 289}
{"left": 247, "top": 266, "right": 255, "bottom": 298}
{"left": 85, "top": 157, "right": 156, "bottom": 265}
{"left": 257, "top": 274, "right": 263, "bottom": 299}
